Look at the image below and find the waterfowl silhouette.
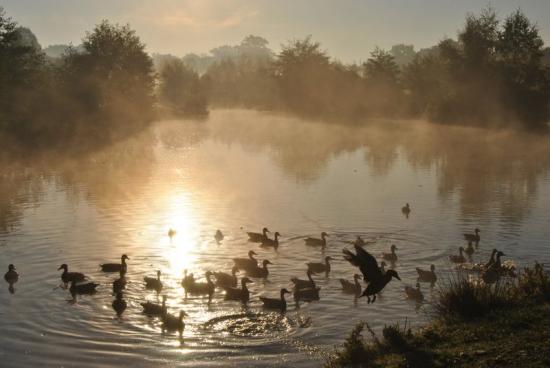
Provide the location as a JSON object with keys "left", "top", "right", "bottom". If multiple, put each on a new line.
{"left": 186, "top": 271, "right": 215, "bottom": 302}
{"left": 213, "top": 266, "right": 239, "bottom": 288}
{"left": 261, "top": 232, "right": 281, "bottom": 249}
{"left": 4, "top": 264, "right": 19, "bottom": 283}
{"left": 304, "top": 232, "right": 328, "bottom": 247}
{"left": 464, "top": 228, "right": 480, "bottom": 243}
{"left": 168, "top": 228, "right": 177, "bottom": 238}
{"left": 181, "top": 270, "right": 195, "bottom": 290}
{"left": 222, "top": 277, "right": 253, "bottom": 302}
{"left": 449, "top": 247, "right": 466, "bottom": 264}
{"left": 465, "top": 241, "right": 475, "bottom": 256}
{"left": 112, "top": 292, "right": 127, "bottom": 316}
{"left": 247, "top": 227, "right": 270, "bottom": 243}
{"left": 58, "top": 264, "right": 86, "bottom": 284}
{"left": 162, "top": 310, "right": 187, "bottom": 336}
{"left": 144, "top": 270, "right": 163, "bottom": 291}
{"left": 306, "top": 256, "right": 334, "bottom": 274}
{"left": 482, "top": 251, "right": 506, "bottom": 284}
{"left": 260, "top": 288, "right": 291, "bottom": 312}
{"left": 141, "top": 295, "right": 167, "bottom": 316}
{"left": 113, "top": 270, "right": 127, "bottom": 293}
{"left": 215, "top": 229, "right": 224, "bottom": 242}
{"left": 484, "top": 249, "right": 498, "bottom": 269}
{"left": 69, "top": 280, "right": 99, "bottom": 295}
{"left": 343, "top": 245, "right": 401, "bottom": 303}
{"left": 246, "top": 260, "right": 272, "bottom": 278}
{"left": 402, "top": 203, "right": 411, "bottom": 217}
{"left": 293, "top": 286, "right": 320, "bottom": 302}
{"left": 339, "top": 274, "right": 362, "bottom": 295}
{"left": 416, "top": 264, "right": 437, "bottom": 284}
{"left": 291, "top": 270, "right": 316, "bottom": 290}
{"left": 382, "top": 244, "right": 398, "bottom": 262}
{"left": 101, "top": 254, "right": 129, "bottom": 273}
{"left": 232, "top": 250, "right": 259, "bottom": 271}
{"left": 405, "top": 282, "right": 424, "bottom": 302}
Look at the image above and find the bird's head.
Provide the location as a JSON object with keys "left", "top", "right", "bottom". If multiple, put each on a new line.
{"left": 263, "top": 260, "right": 273, "bottom": 266}
{"left": 8, "top": 264, "right": 16, "bottom": 271}
{"left": 386, "top": 269, "right": 401, "bottom": 281}
{"left": 58, "top": 264, "right": 68, "bottom": 271}
{"left": 121, "top": 254, "right": 129, "bottom": 261}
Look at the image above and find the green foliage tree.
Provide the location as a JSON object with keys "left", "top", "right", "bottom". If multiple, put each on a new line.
{"left": 363, "top": 48, "right": 402, "bottom": 116}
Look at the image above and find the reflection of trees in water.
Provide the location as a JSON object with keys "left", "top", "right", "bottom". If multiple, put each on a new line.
{"left": 157, "top": 119, "right": 209, "bottom": 150}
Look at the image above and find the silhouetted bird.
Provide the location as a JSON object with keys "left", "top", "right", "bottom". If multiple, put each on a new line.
{"left": 168, "top": 228, "right": 176, "bottom": 238}
{"left": 260, "top": 288, "right": 291, "bottom": 312}
{"left": 339, "top": 274, "right": 362, "bottom": 295}
{"left": 141, "top": 295, "right": 167, "bottom": 316}
{"left": 261, "top": 232, "right": 281, "bottom": 249}
{"left": 4, "top": 264, "right": 19, "bottom": 283}
{"left": 144, "top": 270, "right": 163, "bottom": 291}
{"left": 113, "top": 270, "right": 127, "bottom": 293}
{"left": 247, "top": 227, "right": 270, "bottom": 243}
{"left": 293, "top": 286, "right": 320, "bottom": 302}
{"left": 233, "top": 250, "right": 259, "bottom": 271}
{"left": 185, "top": 271, "right": 215, "bottom": 302}
{"left": 291, "top": 269, "right": 316, "bottom": 290}
{"left": 101, "top": 254, "right": 129, "bottom": 273}
{"left": 416, "top": 265, "right": 437, "bottom": 284}
{"left": 69, "top": 280, "right": 98, "bottom": 295}
{"left": 305, "top": 232, "right": 328, "bottom": 247}
{"left": 449, "top": 247, "right": 466, "bottom": 264}
{"left": 465, "top": 241, "right": 475, "bottom": 256}
{"left": 58, "top": 264, "right": 86, "bottom": 284}
{"left": 405, "top": 282, "right": 424, "bottom": 302}
{"left": 307, "top": 256, "right": 334, "bottom": 274}
{"left": 213, "top": 266, "right": 239, "bottom": 288}
{"left": 162, "top": 310, "right": 187, "bottom": 337}
{"left": 482, "top": 251, "right": 506, "bottom": 284}
{"left": 382, "top": 244, "right": 398, "bottom": 262}
{"left": 246, "top": 260, "right": 272, "bottom": 278}
{"left": 215, "top": 229, "right": 224, "bottom": 242}
{"left": 223, "top": 277, "right": 253, "bottom": 303}
{"left": 463, "top": 228, "right": 480, "bottom": 243}
{"left": 402, "top": 203, "right": 411, "bottom": 217}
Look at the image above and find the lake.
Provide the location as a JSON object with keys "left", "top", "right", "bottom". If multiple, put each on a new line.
{"left": 1, "top": 109, "right": 550, "bottom": 367}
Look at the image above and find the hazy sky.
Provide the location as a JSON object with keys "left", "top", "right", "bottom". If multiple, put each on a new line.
{"left": 4, "top": 0, "right": 550, "bottom": 62}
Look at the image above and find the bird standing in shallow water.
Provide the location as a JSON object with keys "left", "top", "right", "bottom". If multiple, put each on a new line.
{"left": 260, "top": 288, "right": 291, "bottom": 312}
{"left": 101, "top": 254, "right": 129, "bottom": 273}
{"left": 304, "top": 232, "right": 329, "bottom": 247}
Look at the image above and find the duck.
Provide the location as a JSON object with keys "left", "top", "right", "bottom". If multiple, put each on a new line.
{"left": 382, "top": 244, "right": 398, "bottom": 262}
{"left": 247, "top": 227, "right": 270, "bottom": 243}
{"left": 484, "top": 249, "right": 498, "bottom": 269}
{"left": 100, "top": 254, "right": 129, "bottom": 273}
{"left": 304, "top": 232, "right": 328, "bottom": 247}
{"left": 465, "top": 241, "right": 475, "bottom": 256}
{"left": 343, "top": 245, "right": 401, "bottom": 303}
{"left": 246, "top": 260, "right": 272, "bottom": 278}
{"left": 215, "top": 229, "right": 224, "bottom": 242}
{"left": 181, "top": 270, "right": 195, "bottom": 289}
{"left": 223, "top": 277, "right": 253, "bottom": 302}
{"left": 260, "top": 288, "right": 291, "bottom": 312}
{"left": 402, "top": 203, "right": 411, "bottom": 216}
{"left": 144, "top": 270, "right": 163, "bottom": 291}
{"left": 306, "top": 256, "right": 334, "bottom": 274}
{"left": 213, "top": 266, "right": 239, "bottom": 288}
{"left": 261, "top": 232, "right": 281, "bottom": 249}
{"left": 482, "top": 251, "right": 506, "bottom": 284}
{"left": 354, "top": 236, "right": 366, "bottom": 247}
{"left": 4, "top": 264, "right": 19, "bottom": 283}
{"left": 112, "top": 292, "right": 127, "bottom": 316}
{"left": 113, "top": 270, "right": 127, "bottom": 293}
{"left": 339, "top": 274, "right": 362, "bottom": 295}
{"left": 69, "top": 280, "right": 99, "bottom": 295}
{"left": 58, "top": 264, "right": 86, "bottom": 284}
{"left": 168, "top": 228, "right": 177, "bottom": 238}
{"left": 449, "top": 247, "right": 466, "bottom": 264}
{"left": 162, "top": 310, "right": 187, "bottom": 336}
{"left": 141, "top": 295, "right": 167, "bottom": 316}
{"left": 405, "top": 282, "right": 424, "bottom": 302}
{"left": 186, "top": 271, "right": 215, "bottom": 302}
{"left": 291, "top": 270, "right": 316, "bottom": 290}
{"left": 464, "top": 228, "right": 480, "bottom": 243}
{"left": 294, "top": 286, "right": 320, "bottom": 302}
{"left": 232, "top": 250, "right": 259, "bottom": 271}
{"left": 416, "top": 264, "right": 437, "bottom": 284}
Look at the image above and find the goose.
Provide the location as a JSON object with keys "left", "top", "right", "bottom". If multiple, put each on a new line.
{"left": 402, "top": 203, "right": 411, "bottom": 216}
{"left": 4, "top": 264, "right": 19, "bottom": 283}
{"left": 343, "top": 245, "right": 401, "bottom": 303}
{"left": 382, "top": 244, "right": 398, "bottom": 262}
{"left": 464, "top": 228, "right": 480, "bottom": 243}
{"left": 304, "top": 232, "right": 328, "bottom": 247}
{"left": 260, "top": 288, "right": 291, "bottom": 312}
{"left": 261, "top": 232, "right": 281, "bottom": 249}
{"left": 162, "top": 310, "right": 187, "bottom": 336}
{"left": 484, "top": 249, "right": 498, "bottom": 269}
{"left": 112, "top": 292, "right": 127, "bottom": 316}
{"left": 246, "top": 260, "right": 272, "bottom": 278}
{"left": 186, "top": 271, "right": 215, "bottom": 302}
{"left": 339, "top": 274, "right": 362, "bottom": 295}
{"left": 354, "top": 236, "right": 366, "bottom": 247}
{"left": 168, "top": 228, "right": 176, "bottom": 238}
{"left": 223, "top": 277, "right": 253, "bottom": 302}
{"left": 215, "top": 229, "right": 224, "bottom": 242}
{"left": 101, "top": 254, "right": 129, "bottom": 273}
{"left": 306, "top": 256, "right": 334, "bottom": 274}
{"left": 405, "top": 282, "right": 424, "bottom": 302}
{"left": 291, "top": 270, "right": 316, "bottom": 290}
{"left": 141, "top": 295, "right": 167, "bottom": 316}
{"left": 416, "top": 265, "right": 437, "bottom": 284}
{"left": 58, "top": 264, "right": 86, "bottom": 284}
{"left": 144, "top": 270, "right": 163, "bottom": 291}
{"left": 181, "top": 270, "right": 195, "bottom": 289}
{"left": 233, "top": 250, "right": 259, "bottom": 271}
{"left": 465, "top": 241, "right": 475, "bottom": 256}
{"left": 213, "top": 266, "right": 239, "bottom": 288}
{"left": 247, "top": 227, "right": 270, "bottom": 243}
{"left": 294, "top": 286, "right": 320, "bottom": 302}
{"left": 470, "top": 249, "right": 498, "bottom": 272}
{"left": 482, "top": 251, "right": 506, "bottom": 284}
{"left": 449, "top": 247, "right": 466, "bottom": 264}
{"left": 69, "top": 280, "right": 98, "bottom": 295}
{"left": 113, "top": 270, "right": 127, "bottom": 293}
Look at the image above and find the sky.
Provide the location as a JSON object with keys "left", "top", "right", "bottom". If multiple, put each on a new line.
{"left": 3, "top": 0, "right": 550, "bottom": 63}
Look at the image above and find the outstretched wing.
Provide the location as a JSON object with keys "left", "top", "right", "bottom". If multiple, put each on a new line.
{"left": 343, "top": 245, "right": 382, "bottom": 283}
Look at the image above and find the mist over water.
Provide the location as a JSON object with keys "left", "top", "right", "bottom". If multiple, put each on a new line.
{"left": 1, "top": 110, "right": 550, "bottom": 367}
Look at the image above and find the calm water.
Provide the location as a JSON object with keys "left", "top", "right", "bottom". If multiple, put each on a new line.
{"left": 1, "top": 110, "right": 550, "bottom": 367}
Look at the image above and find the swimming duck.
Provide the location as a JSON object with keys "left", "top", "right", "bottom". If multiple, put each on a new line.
{"left": 181, "top": 270, "right": 195, "bottom": 289}
{"left": 343, "top": 245, "right": 401, "bottom": 303}
{"left": 162, "top": 310, "right": 187, "bottom": 336}
{"left": 293, "top": 286, "right": 320, "bottom": 302}
{"left": 69, "top": 280, "right": 99, "bottom": 295}
{"left": 354, "top": 236, "right": 366, "bottom": 247}
{"left": 306, "top": 256, "right": 334, "bottom": 274}
{"left": 232, "top": 250, "right": 259, "bottom": 271}
{"left": 339, "top": 274, "right": 362, "bottom": 295}
{"left": 213, "top": 266, "right": 239, "bottom": 288}
{"left": 304, "top": 232, "right": 328, "bottom": 247}
{"left": 382, "top": 244, "right": 398, "bottom": 262}
{"left": 484, "top": 249, "right": 498, "bottom": 269}
{"left": 215, "top": 229, "right": 224, "bottom": 242}
{"left": 465, "top": 241, "right": 475, "bottom": 256}
{"left": 464, "top": 228, "right": 480, "bottom": 243}
{"left": 449, "top": 247, "right": 466, "bottom": 264}
{"left": 141, "top": 295, "right": 167, "bottom": 316}
{"left": 405, "top": 282, "right": 424, "bottom": 302}
{"left": 482, "top": 251, "right": 506, "bottom": 284}
{"left": 186, "top": 271, "right": 215, "bottom": 302}
{"left": 246, "top": 260, "right": 272, "bottom": 278}
{"left": 4, "top": 264, "right": 19, "bottom": 283}
{"left": 223, "top": 277, "right": 253, "bottom": 302}
{"left": 402, "top": 203, "right": 411, "bottom": 216}
{"left": 416, "top": 264, "right": 437, "bottom": 284}
{"left": 261, "top": 232, "right": 281, "bottom": 249}
{"left": 168, "top": 228, "right": 176, "bottom": 238}
{"left": 247, "top": 227, "right": 270, "bottom": 243}
{"left": 113, "top": 270, "right": 127, "bottom": 293}
{"left": 144, "top": 270, "right": 163, "bottom": 291}
{"left": 291, "top": 270, "right": 316, "bottom": 290}
{"left": 101, "top": 254, "right": 129, "bottom": 273}
{"left": 112, "top": 292, "right": 127, "bottom": 316}
{"left": 58, "top": 264, "right": 86, "bottom": 284}
{"left": 260, "top": 288, "right": 291, "bottom": 312}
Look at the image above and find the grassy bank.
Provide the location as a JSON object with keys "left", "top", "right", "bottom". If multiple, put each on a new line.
{"left": 326, "top": 264, "right": 550, "bottom": 368}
